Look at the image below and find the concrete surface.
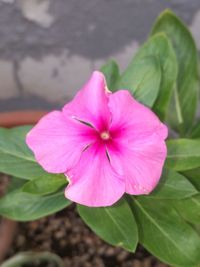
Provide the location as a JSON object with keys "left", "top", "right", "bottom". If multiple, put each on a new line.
{"left": 0, "top": 0, "right": 200, "bottom": 111}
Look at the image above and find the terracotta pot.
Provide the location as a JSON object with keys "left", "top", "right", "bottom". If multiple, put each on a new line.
{"left": 0, "top": 110, "right": 47, "bottom": 262}
{"left": 0, "top": 175, "right": 17, "bottom": 262}
{"left": 0, "top": 218, "right": 18, "bottom": 262}
{"left": 0, "top": 110, "right": 48, "bottom": 128}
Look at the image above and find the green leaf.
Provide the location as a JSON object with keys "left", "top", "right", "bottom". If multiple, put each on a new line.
{"left": 152, "top": 9, "right": 200, "bottom": 133}
{"left": 1, "top": 252, "right": 64, "bottom": 267}
{"left": 166, "top": 85, "right": 184, "bottom": 131}
{"left": 78, "top": 198, "right": 138, "bottom": 252}
{"left": 149, "top": 169, "right": 198, "bottom": 199}
{"left": 0, "top": 188, "right": 71, "bottom": 221}
{"left": 134, "top": 33, "right": 177, "bottom": 119}
{"left": 182, "top": 168, "right": 200, "bottom": 191}
{"left": 166, "top": 139, "right": 200, "bottom": 171}
{"left": 6, "top": 176, "right": 26, "bottom": 193}
{"left": 116, "top": 56, "right": 161, "bottom": 107}
{"left": 100, "top": 59, "right": 120, "bottom": 90}
{"left": 188, "top": 121, "right": 200, "bottom": 138}
{"left": 0, "top": 126, "right": 57, "bottom": 181}
{"left": 132, "top": 197, "right": 200, "bottom": 267}
{"left": 174, "top": 195, "right": 200, "bottom": 225}
{"left": 22, "top": 174, "right": 67, "bottom": 196}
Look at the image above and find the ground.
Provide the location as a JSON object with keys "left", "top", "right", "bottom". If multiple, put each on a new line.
{"left": 0, "top": 174, "right": 169, "bottom": 267}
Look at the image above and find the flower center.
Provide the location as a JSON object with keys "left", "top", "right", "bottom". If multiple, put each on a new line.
{"left": 100, "top": 131, "right": 110, "bottom": 140}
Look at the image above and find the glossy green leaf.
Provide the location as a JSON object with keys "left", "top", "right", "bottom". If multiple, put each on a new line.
{"left": 0, "top": 127, "right": 57, "bottom": 181}
{"left": 166, "top": 139, "right": 200, "bottom": 171}
{"left": 149, "top": 169, "right": 197, "bottom": 199}
{"left": 152, "top": 9, "right": 200, "bottom": 133}
{"left": 116, "top": 56, "right": 161, "bottom": 107}
{"left": 134, "top": 33, "right": 177, "bottom": 119}
{"left": 22, "top": 174, "right": 67, "bottom": 196}
{"left": 78, "top": 198, "right": 138, "bottom": 252}
{"left": 182, "top": 168, "right": 200, "bottom": 191}
{"left": 0, "top": 188, "right": 71, "bottom": 221}
{"left": 132, "top": 197, "right": 200, "bottom": 267}
{"left": 174, "top": 195, "right": 200, "bottom": 225}
{"left": 100, "top": 59, "right": 120, "bottom": 90}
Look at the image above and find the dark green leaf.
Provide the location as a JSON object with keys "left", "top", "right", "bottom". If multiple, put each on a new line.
{"left": 116, "top": 56, "right": 161, "bottom": 107}
{"left": 188, "top": 121, "right": 200, "bottom": 138}
{"left": 100, "top": 59, "right": 120, "bottom": 90}
{"left": 22, "top": 174, "right": 67, "bottom": 196}
{"left": 182, "top": 168, "right": 200, "bottom": 191}
{"left": 78, "top": 198, "right": 138, "bottom": 252}
{"left": 0, "top": 188, "right": 71, "bottom": 221}
{"left": 149, "top": 169, "right": 197, "bottom": 199}
{"left": 0, "top": 127, "right": 57, "bottom": 181}
{"left": 174, "top": 194, "right": 200, "bottom": 225}
{"left": 132, "top": 197, "right": 200, "bottom": 267}
{"left": 134, "top": 33, "right": 177, "bottom": 119}
{"left": 152, "top": 9, "right": 199, "bottom": 133}
{"left": 166, "top": 139, "right": 200, "bottom": 171}
{"left": 166, "top": 85, "right": 184, "bottom": 133}
{"left": 6, "top": 176, "right": 26, "bottom": 193}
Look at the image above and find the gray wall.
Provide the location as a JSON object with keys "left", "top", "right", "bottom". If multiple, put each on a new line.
{"left": 0, "top": 0, "right": 200, "bottom": 111}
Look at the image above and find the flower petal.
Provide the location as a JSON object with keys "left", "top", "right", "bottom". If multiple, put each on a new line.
{"left": 65, "top": 143, "right": 125, "bottom": 207}
{"left": 63, "top": 71, "right": 111, "bottom": 131}
{"left": 107, "top": 90, "right": 168, "bottom": 195}
{"left": 107, "top": 138, "right": 167, "bottom": 195}
{"left": 26, "top": 111, "right": 96, "bottom": 173}
{"left": 108, "top": 90, "right": 168, "bottom": 141}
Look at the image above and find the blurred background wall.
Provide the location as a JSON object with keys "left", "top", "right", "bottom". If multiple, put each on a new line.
{"left": 0, "top": 0, "right": 200, "bottom": 111}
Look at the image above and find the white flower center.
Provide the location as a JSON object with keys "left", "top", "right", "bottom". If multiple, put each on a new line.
{"left": 100, "top": 131, "right": 110, "bottom": 140}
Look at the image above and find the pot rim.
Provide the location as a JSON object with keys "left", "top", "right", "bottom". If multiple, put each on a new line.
{"left": 0, "top": 110, "right": 48, "bottom": 128}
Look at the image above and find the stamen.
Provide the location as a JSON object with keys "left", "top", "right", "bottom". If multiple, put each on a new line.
{"left": 100, "top": 131, "right": 110, "bottom": 140}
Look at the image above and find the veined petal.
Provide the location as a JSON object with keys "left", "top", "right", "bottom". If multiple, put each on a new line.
{"left": 65, "top": 143, "right": 125, "bottom": 207}
{"left": 107, "top": 90, "right": 167, "bottom": 195}
{"left": 26, "top": 111, "right": 96, "bottom": 173}
{"left": 107, "top": 138, "right": 167, "bottom": 195}
{"left": 108, "top": 90, "right": 168, "bottom": 142}
{"left": 63, "top": 71, "right": 111, "bottom": 131}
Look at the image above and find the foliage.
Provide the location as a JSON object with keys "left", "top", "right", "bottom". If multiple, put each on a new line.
{"left": 1, "top": 252, "right": 64, "bottom": 267}
{"left": 0, "top": 9, "right": 200, "bottom": 267}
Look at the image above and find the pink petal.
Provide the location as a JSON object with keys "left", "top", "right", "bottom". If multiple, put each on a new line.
{"left": 63, "top": 71, "right": 111, "bottom": 131}
{"left": 107, "top": 138, "right": 167, "bottom": 194}
{"left": 107, "top": 90, "right": 168, "bottom": 195}
{"left": 108, "top": 90, "right": 168, "bottom": 142}
{"left": 26, "top": 111, "right": 96, "bottom": 173}
{"left": 65, "top": 143, "right": 125, "bottom": 207}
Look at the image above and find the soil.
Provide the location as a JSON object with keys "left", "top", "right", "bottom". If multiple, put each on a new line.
{"left": 1, "top": 175, "right": 169, "bottom": 267}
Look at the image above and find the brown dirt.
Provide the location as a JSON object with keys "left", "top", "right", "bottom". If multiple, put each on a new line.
{"left": 0, "top": 174, "right": 169, "bottom": 267}
{"left": 6, "top": 205, "right": 169, "bottom": 267}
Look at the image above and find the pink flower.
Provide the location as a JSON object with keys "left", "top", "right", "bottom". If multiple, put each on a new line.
{"left": 26, "top": 71, "right": 168, "bottom": 207}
